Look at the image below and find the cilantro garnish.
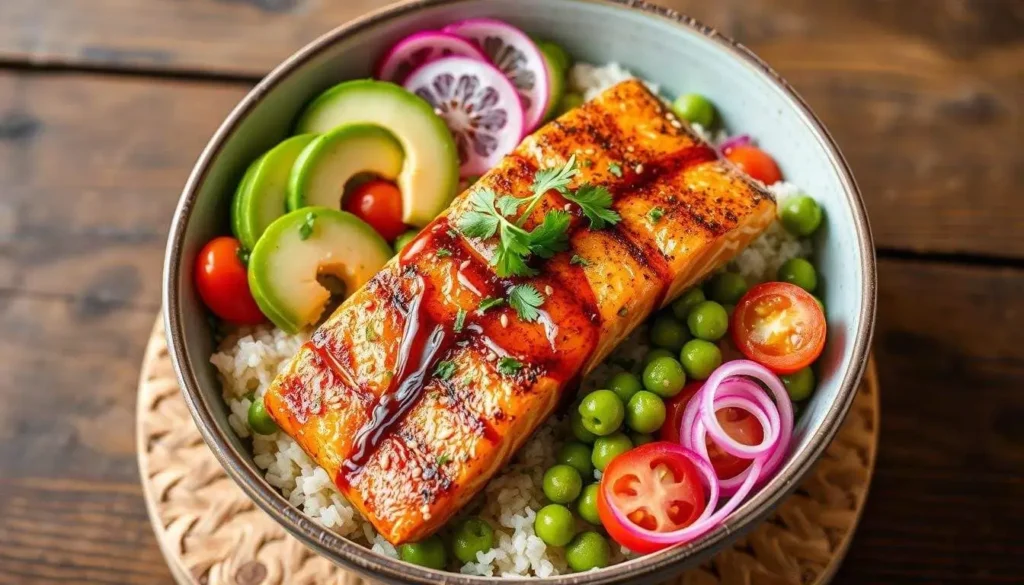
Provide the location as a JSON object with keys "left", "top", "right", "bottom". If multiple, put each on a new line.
{"left": 477, "top": 297, "right": 506, "bottom": 314}
{"left": 570, "top": 254, "right": 590, "bottom": 267}
{"left": 298, "top": 211, "right": 317, "bottom": 240}
{"left": 454, "top": 308, "right": 467, "bottom": 333}
{"left": 562, "top": 184, "right": 621, "bottom": 229}
{"left": 646, "top": 207, "right": 665, "bottom": 224}
{"left": 436, "top": 248, "right": 452, "bottom": 258}
{"left": 508, "top": 284, "right": 545, "bottom": 322}
{"left": 497, "top": 357, "right": 524, "bottom": 376}
{"left": 434, "top": 360, "right": 456, "bottom": 381}
{"left": 607, "top": 161, "right": 623, "bottom": 177}
{"left": 436, "top": 454, "right": 451, "bottom": 466}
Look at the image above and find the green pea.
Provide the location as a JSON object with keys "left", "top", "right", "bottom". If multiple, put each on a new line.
{"left": 608, "top": 372, "right": 643, "bottom": 403}
{"left": 576, "top": 483, "right": 601, "bottom": 524}
{"left": 781, "top": 367, "right": 816, "bottom": 401}
{"left": 778, "top": 258, "right": 818, "bottom": 292}
{"left": 578, "top": 390, "right": 625, "bottom": 436}
{"left": 642, "top": 356, "right": 687, "bottom": 398}
{"left": 452, "top": 518, "right": 495, "bottom": 564}
{"left": 557, "top": 442, "right": 594, "bottom": 477}
{"left": 780, "top": 194, "right": 823, "bottom": 236}
{"left": 393, "top": 230, "right": 419, "bottom": 254}
{"left": 534, "top": 504, "right": 575, "bottom": 546}
{"left": 671, "top": 287, "right": 706, "bottom": 321}
{"left": 625, "top": 391, "right": 667, "bottom": 433}
{"left": 671, "top": 93, "right": 715, "bottom": 128}
{"left": 644, "top": 348, "right": 675, "bottom": 365}
{"left": 558, "top": 92, "right": 585, "bottom": 115}
{"left": 537, "top": 40, "right": 572, "bottom": 72}
{"left": 543, "top": 464, "right": 583, "bottom": 504}
{"left": 649, "top": 313, "right": 690, "bottom": 351}
{"left": 687, "top": 301, "right": 729, "bottom": 341}
{"left": 570, "top": 407, "right": 598, "bottom": 443}
{"left": 630, "top": 432, "right": 655, "bottom": 446}
{"left": 247, "top": 397, "right": 278, "bottom": 435}
{"left": 592, "top": 432, "right": 633, "bottom": 471}
{"left": 708, "top": 272, "right": 748, "bottom": 305}
{"left": 679, "top": 339, "right": 723, "bottom": 381}
{"left": 398, "top": 535, "right": 446, "bottom": 569}
{"left": 565, "top": 531, "right": 610, "bottom": 572}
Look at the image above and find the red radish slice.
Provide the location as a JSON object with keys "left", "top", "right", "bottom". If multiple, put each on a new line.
{"left": 404, "top": 56, "right": 524, "bottom": 177}
{"left": 375, "top": 31, "right": 487, "bottom": 83}
{"left": 443, "top": 18, "right": 551, "bottom": 133}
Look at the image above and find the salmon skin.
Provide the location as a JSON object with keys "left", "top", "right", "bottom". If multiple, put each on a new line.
{"left": 262, "top": 79, "right": 776, "bottom": 545}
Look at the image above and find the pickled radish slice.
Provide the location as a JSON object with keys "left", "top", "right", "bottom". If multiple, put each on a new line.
{"left": 375, "top": 31, "right": 488, "bottom": 83}
{"left": 404, "top": 56, "right": 524, "bottom": 177}
{"left": 443, "top": 18, "right": 550, "bottom": 133}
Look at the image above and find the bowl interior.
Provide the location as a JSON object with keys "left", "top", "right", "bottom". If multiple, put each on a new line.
{"left": 166, "top": 0, "right": 873, "bottom": 582}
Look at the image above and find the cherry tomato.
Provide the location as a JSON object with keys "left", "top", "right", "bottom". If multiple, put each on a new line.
{"left": 343, "top": 179, "right": 408, "bottom": 241}
{"left": 659, "top": 382, "right": 763, "bottom": 479}
{"left": 725, "top": 145, "right": 782, "bottom": 185}
{"left": 596, "top": 442, "right": 707, "bottom": 554}
{"left": 731, "top": 282, "right": 826, "bottom": 374}
{"left": 194, "top": 236, "right": 265, "bottom": 325}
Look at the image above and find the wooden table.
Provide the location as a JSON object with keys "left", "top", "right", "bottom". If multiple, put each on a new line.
{"left": 0, "top": 1, "right": 1021, "bottom": 583}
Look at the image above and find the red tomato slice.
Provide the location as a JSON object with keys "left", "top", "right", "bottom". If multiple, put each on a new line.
{"left": 659, "top": 383, "right": 763, "bottom": 479}
{"left": 731, "top": 282, "right": 826, "bottom": 374}
{"left": 343, "top": 179, "right": 408, "bottom": 241}
{"left": 725, "top": 145, "right": 782, "bottom": 185}
{"left": 597, "top": 442, "right": 707, "bottom": 554}
{"left": 195, "top": 237, "right": 265, "bottom": 325}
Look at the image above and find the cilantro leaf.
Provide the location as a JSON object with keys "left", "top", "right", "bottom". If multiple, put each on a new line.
{"left": 497, "top": 357, "right": 524, "bottom": 376}
{"left": 646, "top": 207, "right": 665, "bottom": 224}
{"left": 607, "top": 161, "right": 623, "bottom": 178}
{"left": 436, "top": 248, "right": 452, "bottom": 258}
{"left": 456, "top": 188, "right": 501, "bottom": 238}
{"left": 434, "top": 360, "right": 456, "bottom": 381}
{"left": 508, "top": 284, "right": 545, "bottom": 322}
{"left": 496, "top": 195, "right": 523, "bottom": 217}
{"left": 563, "top": 184, "right": 621, "bottom": 229}
{"left": 527, "top": 210, "right": 571, "bottom": 259}
{"left": 533, "top": 154, "right": 578, "bottom": 196}
{"left": 477, "top": 297, "right": 505, "bottom": 314}
{"left": 570, "top": 254, "right": 590, "bottom": 267}
{"left": 454, "top": 308, "right": 467, "bottom": 333}
{"left": 436, "top": 454, "right": 451, "bottom": 466}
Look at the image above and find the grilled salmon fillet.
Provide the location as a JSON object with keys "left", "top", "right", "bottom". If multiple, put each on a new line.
{"left": 262, "top": 79, "right": 776, "bottom": 545}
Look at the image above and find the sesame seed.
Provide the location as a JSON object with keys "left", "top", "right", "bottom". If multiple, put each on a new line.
{"left": 487, "top": 353, "right": 497, "bottom": 362}
{"left": 636, "top": 164, "right": 644, "bottom": 173}
{"left": 500, "top": 314, "right": 509, "bottom": 328}
{"left": 422, "top": 512, "right": 432, "bottom": 520}
{"left": 584, "top": 148, "right": 595, "bottom": 155}
{"left": 420, "top": 505, "right": 431, "bottom": 514}
{"left": 627, "top": 146, "right": 635, "bottom": 152}
{"left": 380, "top": 452, "right": 391, "bottom": 470}
{"left": 671, "top": 119, "right": 682, "bottom": 128}
{"left": 544, "top": 285, "right": 554, "bottom": 295}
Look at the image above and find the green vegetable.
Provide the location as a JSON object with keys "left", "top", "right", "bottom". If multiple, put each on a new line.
{"left": 562, "top": 184, "right": 621, "bottom": 229}
{"left": 452, "top": 518, "right": 495, "bottom": 564}
{"left": 570, "top": 254, "right": 591, "bottom": 267}
{"left": 557, "top": 442, "right": 594, "bottom": 477}
{"left": 508, "top": 284, "right": 545, "bottom": 322}
{"left": 592, "top": 432, "right": 633, "bottom": 471}
{"left": 644, "top": 348, "right": 675, "bottom": 365}
{"left": 779, "top": 194, "right": 823, "bottom": 236}
{"left": 578, "top": 390, "right": 625, "bottom": 436}
{"left": 576, "top": 484, "right": 601, "bottom": 524}
{"left": 649, "top": 313, "right": 690, "bottom": 351}
{"left": 398, "top": 535, "right": 446, "bottom": 569}
{"left": 565, "top": 531, "right": 610, "bottom": 572}
{"left": 781, "top": 367, "right": 816, "bottom": 401}
{"left": 558, "top": 92, "right": 585, "bottom": 115}
{"left": 777, "top": 258, "right": 818, "bottom": 292}
{"left": 630, "top": 432, "right": 655, "bottom": 446}
{"left": 608, "top": 372, "right": 643, "bottom": 403}
{"left": 671, "top": 93, "right": 716, "bottom": 128}
{"left": 534, "top": 504, "right": 575, "bottom": 546}
{"left": 497, "top": 357, "right": 523, "bottom": 376}
{"left": 570, "top": 407, "right": 598, "bottom": 443}
{"left": 607, "top": 161, "right": 623, "bottom": 177}
{"left": 477, "top": 297, "right": 505, "bottom": 314}
{"left": 543, "top": 464, "right": 583, "bottom": 504}
{"left": 625, "top": 390, "right": 667, "bottom": 433}
{"left": 671, "top": 287, "right": 706, "bottom": 320}
{"left": 434, "top": 360, "right": 456, "bottom": 381}
{"left": 247, "top": 397, "right": 279, "bottom": 435}
{"left": 687, "top": 300, "right": 729, "bottom": 341}
{"left": 646, "top": 206, "right": 665, "bottom": 224}
{"left": 537, "top": 40, "right": 571, "bottom": 72}
{"left": 393, "top": 230, "right": 418, "bottom": 253}
{"left": 453, "top": 308, "right": 467, "bottom": 333}
{"left": 679, "top": 339, "right": 723, "bottom": 381}
{"left": 642, "top": 356, "right": 687, "bottom": 398}
{"left": 707, "top": 272, "right": 748, "bottom": 305}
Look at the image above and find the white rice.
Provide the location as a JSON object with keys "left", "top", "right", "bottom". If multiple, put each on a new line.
{"left": 210, "top": 62, "right": 813, "bottom": 577}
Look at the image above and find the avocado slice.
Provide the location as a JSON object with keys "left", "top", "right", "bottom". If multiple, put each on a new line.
{"left": 232, "top": 134, "right": 318, "bottom": 250}
{"left": 295, "top": 80, "right": 459, "bottom": 227}
{"left": 248, "top": 207, "right": 391, "bottom": 334}
{"left": 288, "top": 124, "right": 404, "bottom": 211}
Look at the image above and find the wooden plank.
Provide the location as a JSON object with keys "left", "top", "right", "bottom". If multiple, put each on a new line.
{"left": 1, "top": 0, "right": 1020, "bottom": 258}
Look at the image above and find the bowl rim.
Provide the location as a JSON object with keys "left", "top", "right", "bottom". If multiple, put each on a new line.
{"left": 163, "top": 0, "right": 877, "bottom": 583}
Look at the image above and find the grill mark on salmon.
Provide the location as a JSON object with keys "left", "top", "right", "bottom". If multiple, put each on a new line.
{"left": 262, "top": 79, "right": 777, "bottom": 544}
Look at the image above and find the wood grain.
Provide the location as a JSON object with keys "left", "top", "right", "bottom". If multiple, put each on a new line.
{"left": 0, "top": 0, "right": 1021, "bottom": 258}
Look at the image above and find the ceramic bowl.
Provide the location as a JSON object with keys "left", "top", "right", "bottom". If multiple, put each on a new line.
{"left": 163, "top": 0, "right": 876, "bottom": 583}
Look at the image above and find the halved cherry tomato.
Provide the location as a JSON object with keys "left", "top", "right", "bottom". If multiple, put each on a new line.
{"left": 343, "top": 179, "right": 408, "bottom": 241}
{"left": 725, "top": 145, "right": 782, "bottom": 185}
{"left": 731, "top": 282, "right": 826, "bottom": 374}
{"left": 659, "top": 382, "right": 763, "bottom": 480}
{"left": 194, "top": 236, "right": 265, "bottom": 325}
{"left": 597, "top": 442, "right": 707, "bottom": 554}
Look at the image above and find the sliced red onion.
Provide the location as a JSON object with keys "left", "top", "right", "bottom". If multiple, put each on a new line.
{"left": 376, "top": 31, "right": 488, "bottom": 83}
{"left": 717, "top": 134, "right": 751, "bottom": 155}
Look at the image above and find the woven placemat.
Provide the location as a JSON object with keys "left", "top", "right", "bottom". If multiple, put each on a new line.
{"left": 138, "top": 318, "right": 878, "bottom": 585}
